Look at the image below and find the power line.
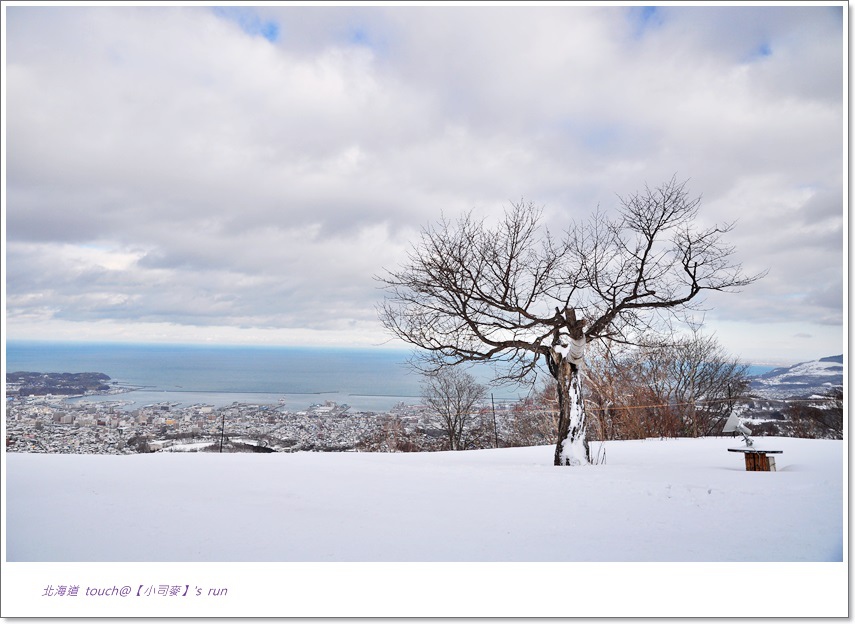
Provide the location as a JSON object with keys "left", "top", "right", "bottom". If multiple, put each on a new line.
{"left": 526, "top": 395, "right": 840, "bottom": 413}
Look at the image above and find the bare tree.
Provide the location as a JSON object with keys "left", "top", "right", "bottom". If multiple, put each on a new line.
{"left": 645, "top": 330, "right": 750, "bottom": 437}
{"left": 506, "top": 380, "right": 560, "bottom": 447}
{"left": 785, "top": 387, "right": 843, "bottom": 439}
{"left": 585, "top": 332, "right": 749, "bottom": 440}
{"left": 379, "top": 178, "right": 763, "bottom": 465}
{"left": 421, "top": 368, "right": 487, "bottom": 450}
{"left": 584, "top": 340, "right": 660, "bottom": 441}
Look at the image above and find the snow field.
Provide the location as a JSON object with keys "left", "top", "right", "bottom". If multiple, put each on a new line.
{"left": 2, "top": 436, "right": 847, "bottom": 617}
{"left": 6, "top": 436, "right": 843, "bottom": 563}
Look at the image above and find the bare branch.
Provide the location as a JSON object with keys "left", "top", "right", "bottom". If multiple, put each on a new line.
{"left": 377, "top": 178, "right": 764, "bottom": 460}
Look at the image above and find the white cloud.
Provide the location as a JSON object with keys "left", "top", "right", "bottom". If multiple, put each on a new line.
{"left": 4, "top": 4, "right": 845, "bottom": 363}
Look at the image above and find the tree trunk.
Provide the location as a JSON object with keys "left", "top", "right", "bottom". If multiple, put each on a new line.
{"left": 553, "top": 359, "right": 591, "bottom": 466}
{"left": 551, "top": 307, "right": 590, "bottom": 466}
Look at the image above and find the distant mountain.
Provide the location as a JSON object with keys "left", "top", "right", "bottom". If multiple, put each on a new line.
{"left": 749, "top": 355, "right": 843, "bottom": 399}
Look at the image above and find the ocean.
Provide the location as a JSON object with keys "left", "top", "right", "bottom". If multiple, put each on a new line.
{"left": 4, "top": 341, "right": 777, "bottom": 413}
{"left": 4, "top": 341, "right": 521, "bottom": 412}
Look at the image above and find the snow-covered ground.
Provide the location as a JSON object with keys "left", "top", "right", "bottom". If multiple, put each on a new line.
{"left": 6, "top": 437, "right": 843, "bottom": 562}
{"left": 2, "top": 437, "right": 847, "bottom": 617}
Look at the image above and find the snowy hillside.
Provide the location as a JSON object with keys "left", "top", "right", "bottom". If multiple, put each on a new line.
{"left": 6, "top": 438, "right": 842, "bottom": 563}
{"left": 3, "top": 438, "right": 846, "bottom": 618}
{"left": 750, "top": 354, "right": 843, "bottom": 398}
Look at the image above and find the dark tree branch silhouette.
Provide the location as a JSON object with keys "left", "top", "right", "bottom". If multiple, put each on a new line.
{"left": 378, "top": 177, "right": 765, "bottom": 465}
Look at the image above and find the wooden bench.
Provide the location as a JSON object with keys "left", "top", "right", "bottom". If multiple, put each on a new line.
{"left": 728, "top": 448, "right": 783, "bottom": 472}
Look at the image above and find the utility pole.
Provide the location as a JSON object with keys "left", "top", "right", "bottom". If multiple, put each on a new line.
{"left": 219, "top": 414, "right": 225, "bottom": 453}
{"left": 491, "top": 393, "right": 499, "bottom": 448}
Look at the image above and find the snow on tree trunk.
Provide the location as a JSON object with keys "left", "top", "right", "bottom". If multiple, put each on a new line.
{"left": 551, "top": 318, "right": 590, "bottom": 466}
{"left": 554, "top": 357, "right": 590, "bottom": 466}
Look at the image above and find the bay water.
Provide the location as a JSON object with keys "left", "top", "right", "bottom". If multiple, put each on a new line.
{"left": 5, "top": 341, "right": 776, "bottom": 413}
{"left": 4, "top": 341, "right": 520, "bottom": 412}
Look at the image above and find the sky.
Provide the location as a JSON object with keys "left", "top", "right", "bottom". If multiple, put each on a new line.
{"left": 2, "top": 2, "right": 847, "bottom": 365}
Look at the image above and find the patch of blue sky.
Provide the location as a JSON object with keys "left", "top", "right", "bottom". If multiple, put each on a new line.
{"left": 343, "top": 25, "right": 388, "bottom": 57}
{"left": 744, "top": 41, "right": 773, "bottom": 62}
{"left": 211, "top": 7, "right": 279, "bottom": 43}
{"left": 556, "top": 118, "right": 623, "bottom": 153}
{"left": 580, "top": 125, "right": 622, "bottom": 153}
{"left": 349, "top": 27, "right": 370, "bottom": 46}
{"left": 628, "top": 6, "right": 664, "bottom": 39}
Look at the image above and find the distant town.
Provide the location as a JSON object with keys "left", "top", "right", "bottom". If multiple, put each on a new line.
{"left": 5, "top": 372, "right": 515, "bottom": 454}
{"left": 5, "top": 356, "right": 843, "bottom": 454}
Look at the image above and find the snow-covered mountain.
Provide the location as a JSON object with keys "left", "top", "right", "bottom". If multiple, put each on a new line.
{"left": 750, "top": 354, "right": 843, "bottom": 399}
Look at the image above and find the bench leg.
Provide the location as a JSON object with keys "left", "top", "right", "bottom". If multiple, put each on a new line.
{"left": 744, "top": 453, "right": 771, "bottom": 471}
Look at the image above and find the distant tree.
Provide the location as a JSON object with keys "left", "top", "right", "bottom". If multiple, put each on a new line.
{"left": 380, "top": 177, "right": 763, "bottom": 465}
{"left": 785, "top": 387, "right": 843, "bottom": 439}
{"left": 825, "top": 387, "right": 844, "bottom": 436}
{"left": 126, "top": 435, "right": 151, "bottom": 453}
{"left": 585, "top": 331, "right": 749, "bottom": 440}
{"left": 421, "top": 368, "right": 487, "bottom": 451}
{"left": 357, "top": 416, "right": 425, "bottom": 452}
{"left": 506, "top": 381, "right": 560, "bottom": 447}
{"left": 584, "top": 340, "right": 659, "bottom": 441}
{"left": 380, "top": 417, "right": 423, "bottom": 452}
{"left": 652, "top": 330, "right": 750, "bottom": 437}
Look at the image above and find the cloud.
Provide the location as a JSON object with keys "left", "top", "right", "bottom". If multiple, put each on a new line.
{"left": 4, "top": 4, "right": 844, "bottom": 361}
